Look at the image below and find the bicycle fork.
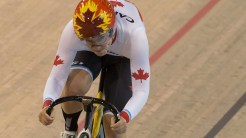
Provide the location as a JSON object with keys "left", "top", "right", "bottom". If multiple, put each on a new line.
{"left": 78, "top": 99, "right": 93, "bottom": 138}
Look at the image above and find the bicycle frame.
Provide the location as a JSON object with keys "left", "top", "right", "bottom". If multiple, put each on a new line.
{"left": 92, "top": 66, "right": 106, "bottom": 137}
{"left": 46, "top": 68, "right": 120, "bottom": 138}
{"left": 92, "top": 91, "right": 104, "bottom": 137}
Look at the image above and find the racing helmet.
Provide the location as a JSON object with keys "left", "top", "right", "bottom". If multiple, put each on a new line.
{"left": 73, "top": 0, "right": 116, "bottom": 39}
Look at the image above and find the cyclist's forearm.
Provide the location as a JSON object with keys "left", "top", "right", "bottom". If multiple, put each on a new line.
{"left": 43, "top": 76, "right": 66, "bottom": 104}
{"left": 122, "top": 89, "right": 149, "bottom": 122}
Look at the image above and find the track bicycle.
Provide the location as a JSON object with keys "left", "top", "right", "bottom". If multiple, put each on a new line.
{"left": 46, "top": 68, "right": 120, "bottom": 138}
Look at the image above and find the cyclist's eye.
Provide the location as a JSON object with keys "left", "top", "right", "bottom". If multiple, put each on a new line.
{"left": 85, "top": 40, "right": 93, "bottom": 46}
{"left": 95, "top": 37, "right": 104, "bottom": 43}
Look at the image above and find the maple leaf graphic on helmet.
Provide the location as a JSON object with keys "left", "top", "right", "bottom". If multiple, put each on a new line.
{"left": 76, "top": 9, "right": 104, "bottom": 37}
{"left": 132, "top": 68, "right": 149, "bottom": 83}
{"left": 53, "top": 55, "right": 64, "bottom": 66}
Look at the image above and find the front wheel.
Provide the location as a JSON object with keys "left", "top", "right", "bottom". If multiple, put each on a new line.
{"left": 79, "top": 133, "right": 90, "bottom": 138}
{"left": 78, "top": 128, "right": 91, "bottom": 138}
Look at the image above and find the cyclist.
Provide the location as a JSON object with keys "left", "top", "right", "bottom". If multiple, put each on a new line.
{"left": 38, "top": 0, "right": 150, "bottom": 137}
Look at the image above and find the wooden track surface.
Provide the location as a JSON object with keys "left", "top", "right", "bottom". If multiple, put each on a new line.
{"left": 0, "top": 0, "right": 246, "bottom": 137}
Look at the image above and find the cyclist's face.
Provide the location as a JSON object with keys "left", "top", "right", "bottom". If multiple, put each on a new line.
{"left": 84, "top": 28, "right": 114, "bottom": 56}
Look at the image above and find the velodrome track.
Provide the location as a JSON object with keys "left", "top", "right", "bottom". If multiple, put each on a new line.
{"left": 0, "top": 0, "right": 246, "bottom": 137}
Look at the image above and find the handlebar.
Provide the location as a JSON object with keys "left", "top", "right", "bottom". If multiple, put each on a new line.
{"left": 46, "top": 96, "right": 120, "bottom": 123}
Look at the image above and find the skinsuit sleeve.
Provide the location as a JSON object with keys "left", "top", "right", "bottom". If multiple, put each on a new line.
{"left": 121, "top": 26, "right": 150, "bottom": 122}
{"left": 42, "top": 21, "right": 84, "bottom": 107}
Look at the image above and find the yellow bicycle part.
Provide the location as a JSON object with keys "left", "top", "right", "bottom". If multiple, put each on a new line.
{"left": 92, "top": 91, "right": 103, "bottom": 138}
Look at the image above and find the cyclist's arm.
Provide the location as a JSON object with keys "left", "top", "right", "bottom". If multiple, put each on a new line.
{"left": 42, "top": 20, "right": 87, "bottom": 108}
{"left": 121, "top": 26, "right": 150, "bottom": 122}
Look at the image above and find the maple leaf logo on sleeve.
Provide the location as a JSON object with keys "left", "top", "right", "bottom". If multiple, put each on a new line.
{"left": 132, "top": 68, "right": 149, "bottom": 83}
{"left": 110, "top": 0, "right": 124, "bottom": 7}
{"left": 53, "top": 55, "right": 64, "bottom": 66}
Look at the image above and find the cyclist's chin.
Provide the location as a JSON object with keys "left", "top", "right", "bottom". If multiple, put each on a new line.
{"left": 94, "top": 50, "right": 107, "bottom": 56}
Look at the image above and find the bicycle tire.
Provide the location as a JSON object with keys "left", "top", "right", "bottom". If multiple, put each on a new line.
{"left": 79, "top": 133, "right": 90, "bottom": 138}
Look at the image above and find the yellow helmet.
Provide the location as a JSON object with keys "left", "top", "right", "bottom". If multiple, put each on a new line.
{"left": 73, "top": 0, "right": 115, "bottom": 39}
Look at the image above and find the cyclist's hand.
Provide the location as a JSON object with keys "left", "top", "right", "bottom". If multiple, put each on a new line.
{"left": 110, "top": 116, "right": 127, "bottom": 134}
{"left": 38, "top": 106, "right": 55, "bottom": 126}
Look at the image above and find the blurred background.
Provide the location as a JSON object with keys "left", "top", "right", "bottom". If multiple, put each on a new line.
{"left": 0, "top": 0, "right": 246, "bottom": 137}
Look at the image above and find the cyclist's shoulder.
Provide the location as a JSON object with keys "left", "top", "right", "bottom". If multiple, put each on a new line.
{"left": 58, "top": 20, "right": 88, "bottom": 51}
{"left": 112, "top": 0, "right": 144, "bottom": 27}
{"left": 62, "top": 20, "right": 74, "bottom": 34}
{"left": 110, "top": 0, "right": 139, "bottom": 10}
